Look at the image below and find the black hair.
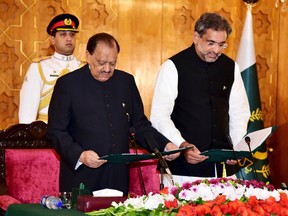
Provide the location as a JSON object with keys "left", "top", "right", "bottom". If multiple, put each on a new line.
{"left": 86, "top": 33, "right": 120, "bottom": 55}
{"left": 194, "top": 13, "right": 232, "bottom": 37}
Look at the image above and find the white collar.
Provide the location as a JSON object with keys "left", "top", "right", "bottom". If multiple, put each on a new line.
{"left": 53, "top": 52, "right": 75, "bottom": 61}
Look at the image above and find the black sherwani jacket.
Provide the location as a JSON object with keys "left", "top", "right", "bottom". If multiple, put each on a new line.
{"left": 47, "top": 64, "right": 169, "bottom": 194}
{"left": 168, "top": 44, "right": 235, "bottom": 177}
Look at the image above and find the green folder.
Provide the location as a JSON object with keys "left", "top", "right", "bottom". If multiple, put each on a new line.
{"left": 99, "top": 146, "right": 193, "bottom": 163}
{"left": 201, "top": 149, "right": 250, "bottom": 162}
{"left": 201, "top": 126, "right": 276, "bottom": 163}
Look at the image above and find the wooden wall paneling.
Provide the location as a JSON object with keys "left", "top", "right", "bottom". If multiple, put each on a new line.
{"left": 0, "top": 0, "right": 33, "bottom": 128}
{"left": 250, "top": 1, "right": 280, "bottom": 186}
{"left": 78, "top": 0, "right": 119, "bottom": 60}
{"left": 0, "top": 88, "right": 18, "bottom": 128}
{"left": 117, "top": 0, "right": 163, "bottom": 118}
{"left": 0, "top": 32, "right": 20, "bottom": 126}
{"left": 270, "top": 9, "right": 288, "bottom": 188}
{"left": 256, "top": 1, "right": 279, "bottom": 163}
{"left": 161, "top": 0, "right": 194, "bottom": 62}
{"left": 116, "top": 0, "right": 133, "bottom": 73}
{"left": 253, "top": 2, "right": 278, "bottom": 130}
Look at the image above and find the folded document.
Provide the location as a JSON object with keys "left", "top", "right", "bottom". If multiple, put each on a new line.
{"left": 201, "top": 126, "right": 275, "bottom": 162}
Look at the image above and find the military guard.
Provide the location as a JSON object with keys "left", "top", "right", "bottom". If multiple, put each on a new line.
{"left": 19, "top": 13, "right": 85, "bottom": 123}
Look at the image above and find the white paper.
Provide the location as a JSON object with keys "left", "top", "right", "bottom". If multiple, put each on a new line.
{"left": 234, "top": 127, "right": 273, "bottom": 152}
{"left": 92, "top": 188, "right": 123, "bottom": 197}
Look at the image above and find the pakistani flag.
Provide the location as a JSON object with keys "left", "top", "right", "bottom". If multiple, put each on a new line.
{"left": 235, "top": 6, "right": 270, "bottom": 183}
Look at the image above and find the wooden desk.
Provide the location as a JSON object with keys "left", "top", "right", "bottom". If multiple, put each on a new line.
{"left": 5, "top": 204, "right": 86, "bottom": 216}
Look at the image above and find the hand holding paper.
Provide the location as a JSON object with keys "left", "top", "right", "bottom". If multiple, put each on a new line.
{"left": 163, "top": 142, "right": 181, "bottom": 161}
{"left": 180, "top": 142, "right": 208, "bottom": 164}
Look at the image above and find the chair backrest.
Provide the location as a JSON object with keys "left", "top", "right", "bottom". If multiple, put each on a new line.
{"left": 129, "top": 148, "right": 160, "bottom": 195}
{"left": 5, "top": 149, "right": 60, "bottom": 203}
{"left": 0, "top": 121, "right": 60, "bottom": 203}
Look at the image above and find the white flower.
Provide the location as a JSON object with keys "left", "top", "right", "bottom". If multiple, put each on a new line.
{"left": 164, "top": 194, "right": 177, "bottom": 201}
{"left": 196, "top": 183, "right": 215, "bottom": 201}
{"left": 210, "top": 183, "right": 227, "bottom": 196}
{"left": 115, "top": 196, "right": 145, "bottom": 209}
{"left": 112, "top": 192, "right": 177, "bottom": 211}
{"left": 111, "top": 201, "right": 121, "bottom": 207}
{"left": 244, "top": 186, "right": 279, "bottom": 201}
{"left": 144, "top": 193, "right": 164, "bottom": 210}
{"left": 223, "top": 185, "right": 246, "bottom": 200}
{"left": 278, "top": 189, "right": 288, "bottom": 194}
{"left": 270, "top": 190, "right": 281, "bottom": 202}
{"left": 178, "top": 188, "right": 199, "bottom": 201}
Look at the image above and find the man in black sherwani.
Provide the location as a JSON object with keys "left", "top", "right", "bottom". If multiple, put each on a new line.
{"left": 47, "top": 33, "right": 179, "bottom": 195}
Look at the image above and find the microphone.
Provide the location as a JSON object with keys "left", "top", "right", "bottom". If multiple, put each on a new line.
{"left": 129, "top": 127, "right": 147, "bottom": 195}
{"left": 245, "top": 136, "right": 251, "bottom": 145}
{"left": 226, "top": 134, "right": 245, "bottom": 180}
{"left": 144, "top": 132, "right": 174, "bottom": 188}
{"left": 245, "top": 136, "right": 259, "bottom": 181}
{"left": 129, "top": 127, "right": 136, "bottom": 148}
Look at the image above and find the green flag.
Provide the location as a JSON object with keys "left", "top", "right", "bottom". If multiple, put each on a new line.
{"left": 235, "top": 5, "right": 270, "bottom": 183}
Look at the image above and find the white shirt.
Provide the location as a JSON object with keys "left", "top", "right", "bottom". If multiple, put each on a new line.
{"left": 150, "top": 59, "right": 251, "bottom": 148}
{"left": 19, "top": 52, "right": 83, "bottom": 123}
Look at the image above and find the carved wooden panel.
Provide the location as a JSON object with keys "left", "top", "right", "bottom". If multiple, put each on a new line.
{"left": 269, "top": 2, "right": 288, "bottom": 188}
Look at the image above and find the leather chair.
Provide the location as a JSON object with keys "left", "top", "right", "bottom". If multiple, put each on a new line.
{"left": 0, "top": 121, "right": 59, "bottom": 213}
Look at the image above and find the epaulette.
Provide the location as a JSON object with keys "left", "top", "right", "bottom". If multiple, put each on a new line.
{"left": 76, "top": 57, "right": 87, "bottom": 64}
{"left": 32, "top": 56, "right": 52, "bottom": 63}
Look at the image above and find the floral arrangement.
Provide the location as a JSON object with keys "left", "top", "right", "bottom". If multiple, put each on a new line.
{"left": 86, "top": 178, "right": 288, "bottom": 215}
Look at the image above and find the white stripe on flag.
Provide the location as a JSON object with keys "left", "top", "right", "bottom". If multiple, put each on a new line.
{"left": 236, "top": 7, "right": 256, "bottom": 73}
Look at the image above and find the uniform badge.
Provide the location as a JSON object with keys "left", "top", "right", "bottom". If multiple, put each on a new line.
{"left": 50, "top": 71, "right": 58, "bottom": 77}
{"left": 64, "top": 18, "right": 72, "bottom": 25}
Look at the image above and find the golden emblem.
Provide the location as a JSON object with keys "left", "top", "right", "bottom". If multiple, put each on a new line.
{"left": 64, "top": 18, "right": 72, "bottom": 25}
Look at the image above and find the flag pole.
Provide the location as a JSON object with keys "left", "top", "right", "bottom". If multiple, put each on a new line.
{"left": 243, "top": 0, "right": 259, "bottom": 4}
{"left": 243, "top": 0, "right": 259, "bottom": 11}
